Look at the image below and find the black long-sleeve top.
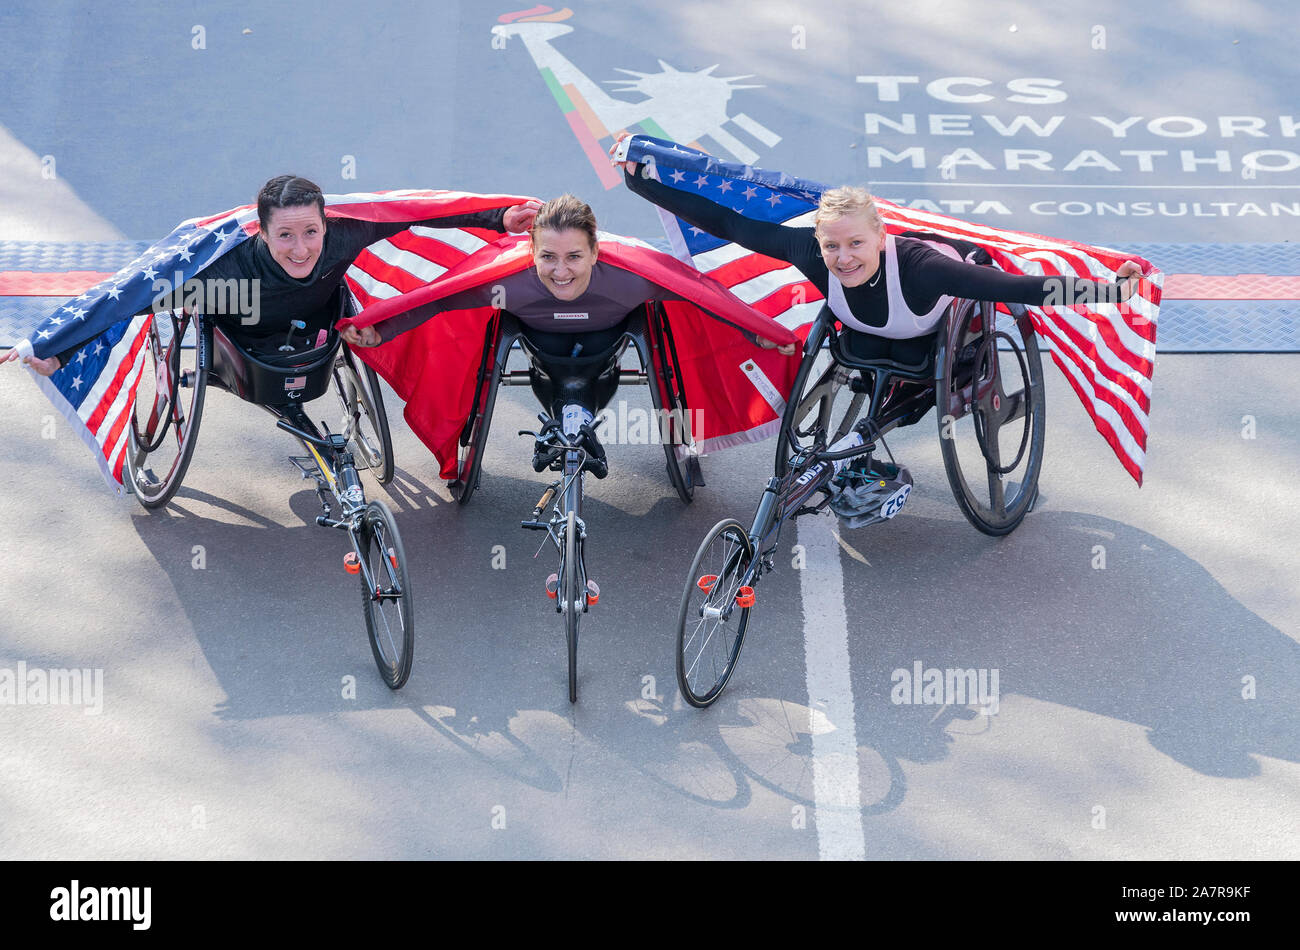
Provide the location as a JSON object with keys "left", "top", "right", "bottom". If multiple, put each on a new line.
{"left": 624, "top": 167, "right": 1117, "bottom": 329}
{"left": 56, "top": 207, "right": 509, "bottom": 367}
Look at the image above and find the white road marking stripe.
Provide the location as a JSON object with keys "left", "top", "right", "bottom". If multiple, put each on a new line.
{"left": 798, "top": 517, "right": 865, "bottom": 860}
{"left": 731, "top": 112, "right": 782, "bottom": 148}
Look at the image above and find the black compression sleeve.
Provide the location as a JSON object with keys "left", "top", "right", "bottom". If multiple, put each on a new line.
{"left": 624, "top": 167, "right": 827, "bottom": 286}
{"left": 903, "top": 242, "right": 1117, "bottom": 308}
{"left": 374, "top": 283, "right": 497, "bottom": 343}
{"left": 358, "top": 206, "right": 510, "bottom": 247}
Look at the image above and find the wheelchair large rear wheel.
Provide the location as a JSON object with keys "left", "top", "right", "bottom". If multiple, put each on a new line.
{"left": 334, "top": 347, "right": 393, "bottom": 485}
{"left": 937, "top": 305, "right": 1045, "bottom": 536}
{"left": 451, "top": 328, "right": 503, "bottom": 506}
{"left": 649, "top": 311, "right": 697, "bottom": 503}
{"left": 773, "top": 317, "right": 867, "bottom": 478}
{"left": 124, "top": 312, "right": 208, "bottom": 509}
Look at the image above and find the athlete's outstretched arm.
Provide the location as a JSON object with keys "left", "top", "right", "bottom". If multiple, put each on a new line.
{"left": 339, "top": 199, "right": 540, "bottom": 259}
{"left": 343, "top": 282, "right": 499, "bottom": 347}
{"left": 911, "top": 244, "right": 1145, "bottom": 306}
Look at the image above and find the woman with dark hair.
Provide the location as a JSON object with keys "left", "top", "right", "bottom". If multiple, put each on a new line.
{"left": 6, "top": 174, "right": 541, "bottom": 375}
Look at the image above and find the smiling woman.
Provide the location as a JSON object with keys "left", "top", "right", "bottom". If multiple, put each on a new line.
{"left": 5, "top": 175, "right": 540, "bottom": 376}
{"left": 530, "top": 193, "right": 599, "bottom": 300}
{"left": 614, "top": 134, "right": 1144, "bottom": 365}
{"left": 258, "top": 175, "right": 328, "bottom": 279}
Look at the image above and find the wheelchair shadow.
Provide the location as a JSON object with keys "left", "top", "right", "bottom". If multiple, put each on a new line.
{"left": 123, "top": 469, "right": 610, "bottom": 793}
{"left": 123, "top": 462, "right": 1296, "bottom": 810}
{"left": 835, "top": 506, "right": 1299, "bottom": 781}
{"left": 567, "top": 497, "right": 1299, "bottom": 818}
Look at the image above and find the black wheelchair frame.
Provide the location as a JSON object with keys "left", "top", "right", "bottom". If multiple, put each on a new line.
{"left": 675, "top": 294, "right": 1047, "bottom": 707}
{"left": 452, "top": 302, "right": 703, "bottom": 702}
{"left": 121, "top": 288, "right": 413, "bottom": 688}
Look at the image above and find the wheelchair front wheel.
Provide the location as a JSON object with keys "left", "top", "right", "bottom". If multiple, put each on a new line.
{"left": 562, "top": 509, "right": 581, "bottom": 703}
{"left": 124, "top": 313, "right": 208, "bottom": 509}
{"left": 357, "top": 499, "right": 414, "bottom": 689}
{"left": 676, "top": 518, "right": 755, "bottom": 708}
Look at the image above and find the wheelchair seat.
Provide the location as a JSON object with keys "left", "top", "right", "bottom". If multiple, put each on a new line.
{"left": 513, "top": 316, "right": 640, "bottom": 420}
{"left": 209, "top": 323, "right": 341, "bottom": 406}
{"left": 827, "top": 325, "right": 936, "bottom": 380}
{"left": 207, "top": 285, "right": 353, "bottom": 406}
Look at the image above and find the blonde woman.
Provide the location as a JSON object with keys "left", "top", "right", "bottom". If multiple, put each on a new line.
{"left": 614, "top": 140, "right": 1142, "bottom": 365}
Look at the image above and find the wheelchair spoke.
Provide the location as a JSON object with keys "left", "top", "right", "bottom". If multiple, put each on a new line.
{"left": 359, "top": 500, "right": 413, "bottom": 689}
{"left": 939, "top": 305, "right": 1045, "bottom": 536}
{"left": 986, "top": 453, "right": 1007, "bottom": 518}
{"left": 1001, "top": 389, "right": 1026, "bottom": 425}
{"left": 832, "top": 391, "right": 865, "bottom": 442}
{"left": 676, "top": 519, "right": 754, "bottom": 707}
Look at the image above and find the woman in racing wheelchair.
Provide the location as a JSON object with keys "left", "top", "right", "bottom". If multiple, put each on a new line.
{"left": 614, "top": 145, "right": 1146, "bottom": 533}
{"left": 341, "top": 193, "right": 795, "bottom": 488}
{"left": 13, "top": 175, "right": 541, "bottom": 376}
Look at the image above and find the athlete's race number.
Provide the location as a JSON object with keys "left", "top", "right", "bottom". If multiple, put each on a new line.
{"left": 881, "top": 484, "right": 911, "bottom": 520}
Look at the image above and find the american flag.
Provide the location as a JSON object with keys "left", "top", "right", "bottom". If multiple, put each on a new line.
{"left": 344, "top": 219, "right": 503, "bottom": 309}
{"left": 20, "top": 190, "right": 527, "bottom": 493}
{"left": 619, "top": 135, "right": 1163, "bottom": 486}
{"left": 343, "top": 230, "right": 799, "bottom": 479}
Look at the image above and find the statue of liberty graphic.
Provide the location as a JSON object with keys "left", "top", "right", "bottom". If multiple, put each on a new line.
{"left": 493, "top": 6, "right": 782, "bottom": 187}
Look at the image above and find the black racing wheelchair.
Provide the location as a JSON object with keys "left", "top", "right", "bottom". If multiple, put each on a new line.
{"left": 451, "top": 302, "right": 702, "bottom": 702}
{"left": 122, "top": 287, "right": 414, "bottom": 688}
{"left": 675, "top": 289, "right": 1046, "bottom": 706}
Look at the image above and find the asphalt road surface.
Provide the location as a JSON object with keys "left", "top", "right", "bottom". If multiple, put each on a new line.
{"left": 0, "top": 0, "right": 1297, "bottom": 860}
{"left": 1, "top": 351, "right": 1296, "bottom": 859}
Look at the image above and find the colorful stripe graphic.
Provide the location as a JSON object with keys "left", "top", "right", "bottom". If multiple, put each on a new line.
{"left": 534, "top": 67, "right": 681, "bottom": 189}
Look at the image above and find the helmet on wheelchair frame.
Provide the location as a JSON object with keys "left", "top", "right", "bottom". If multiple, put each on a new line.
{"left": 827, "top": 459, "right": 913, "bottom": 530}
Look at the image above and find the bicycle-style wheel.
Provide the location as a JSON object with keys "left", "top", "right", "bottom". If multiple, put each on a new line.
{"left": 560, "top": 509, "right": 582, "bottom": 703}
{"left": 124, "top": 312, "right": 208, "bottom": 509}
{"left": 357, "top": 499, "right": 414, "bottom": 688}
{"left": 334, "top": 348, "right": 394, "bottom": 484}
{"left": 937, "top": 304, "right": 1045, "bottom": 536}
{"left": 773, "top": 314, "right": 864, "bottom": 477}
{"left": 676, "top": 518, "right": 755, "bottom": 708}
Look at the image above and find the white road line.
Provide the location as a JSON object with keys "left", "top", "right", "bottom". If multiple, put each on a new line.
{"left": 798, "top": 517, "right": 865, "bottom": 860}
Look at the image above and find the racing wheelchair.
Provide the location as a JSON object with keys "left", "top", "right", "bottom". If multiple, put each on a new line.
{"left": 122, "top": 287, "right": 414, "bottom": 689}
{"left": 451, "top": 302, "right": 701, "bottom": 702}
{"left": 675, "top": 292, "right": 1046, "bottom": 706}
